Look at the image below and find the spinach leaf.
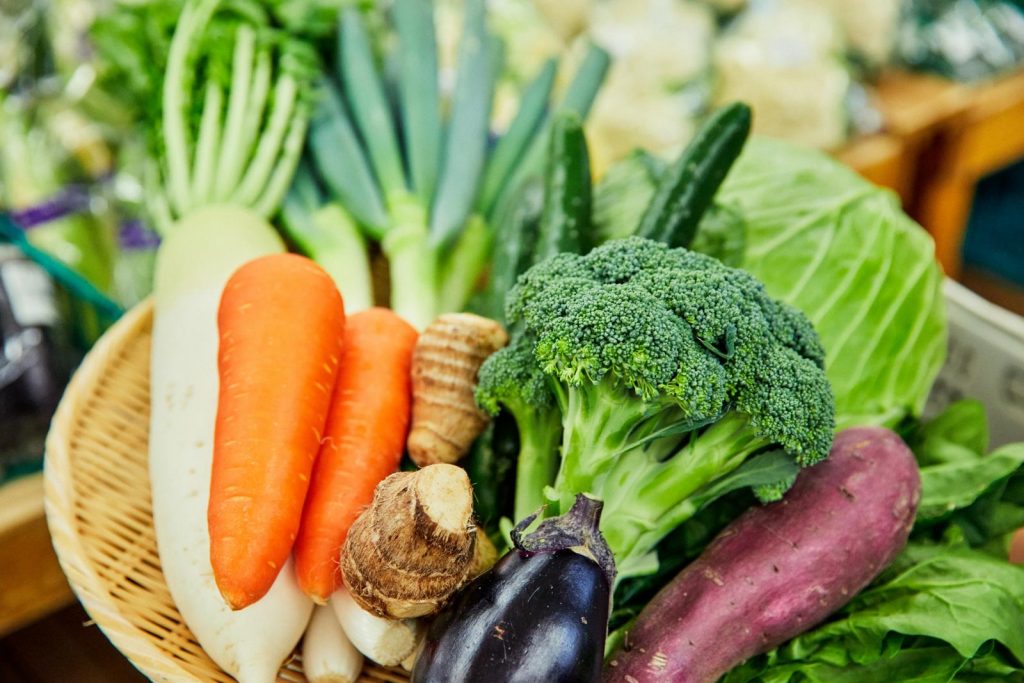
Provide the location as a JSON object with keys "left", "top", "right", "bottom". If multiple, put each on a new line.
{"left": 910, "top": 399, "right": 989, "bottom": 466}
{"left": 728, "top": 544, "right": 1024, "bottom": 682}
{"left": 917, "top": 445, "right": 1024, "bottom": 522}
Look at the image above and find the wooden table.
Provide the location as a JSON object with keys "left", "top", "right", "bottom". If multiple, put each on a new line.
{"left": 835, "top": 133, "right": 914, "bottom": 205}
{"left": 912, "top": 69, "right": 1024, "bottom": 277}
{"left": 0, "top": 473, "right": 74, "bottom": 637}
{"left": 832, "top": 71, "right": 972, "bottom": 208}
{"left": 835, "top": 68, "right": 1024, "bottom": 278}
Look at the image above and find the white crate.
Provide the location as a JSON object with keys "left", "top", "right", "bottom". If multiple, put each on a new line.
{"left": 926, "top": 279, "right": 1024, "bottom": 448}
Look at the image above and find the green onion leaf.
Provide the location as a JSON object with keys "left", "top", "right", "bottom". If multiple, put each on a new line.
{"left": 488, "top": 42, "right": 609, "bottom": 223}
{"left": 338, "top": 6, "right": 406, "bottom": 200}
{"left": 394, "top": 0, "right": 442, "bottom": 205}
{"left": 430, "top": 0, "right": 501, "bottom": 246}
{"left": 307, "top": 79, "right": 389, "bottom": 237}
{"left": 477, "top": 58, "right": 557, "bottom": 217}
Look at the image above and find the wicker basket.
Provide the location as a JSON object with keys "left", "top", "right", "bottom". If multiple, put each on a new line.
{"left": 43, "top": 299, "right": 410, "bottom": 683}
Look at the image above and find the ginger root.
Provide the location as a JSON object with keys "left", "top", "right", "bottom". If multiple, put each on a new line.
{"left": 341, "top": 465, "right": 477, "bottom": 619}
{"left": 408, "top": 313, "right": 508, "bottom": 466}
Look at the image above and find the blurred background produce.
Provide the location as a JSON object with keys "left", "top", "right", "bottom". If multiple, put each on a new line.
{"left": 2, "top": 0, "right": 1024, "bottom": 679}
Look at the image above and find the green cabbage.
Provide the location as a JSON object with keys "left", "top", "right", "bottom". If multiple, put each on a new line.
{"left": 718, "top": 137, "right": 947, "bottom": 429}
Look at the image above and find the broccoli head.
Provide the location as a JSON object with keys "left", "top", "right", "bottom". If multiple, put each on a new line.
{"left": 478, "top": 236, "right": 835, "bottom": 580}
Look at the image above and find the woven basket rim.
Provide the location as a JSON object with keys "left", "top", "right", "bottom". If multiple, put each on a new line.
{"left": 42, "top": 298, "right": 196, "bottom": 682}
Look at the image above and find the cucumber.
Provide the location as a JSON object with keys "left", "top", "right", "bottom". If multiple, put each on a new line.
{"left": 533, "top": 111, "right": 592, "bottom": 264}
{"left": 636, "top": 102, "right": 752, "bottom": 249}
{"left": 478, "top": 178, "right": 543, "bottom": 323}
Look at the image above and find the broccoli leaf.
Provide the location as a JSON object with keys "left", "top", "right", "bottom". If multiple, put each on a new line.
{"left": 719, "top": 137, "right": 947, "bottom": 429}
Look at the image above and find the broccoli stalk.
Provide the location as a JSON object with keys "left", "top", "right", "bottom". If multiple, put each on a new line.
{"left": 477, "top": 337, "right": 563, "bottom": 522}
{"left": 477, "top": 237, "right": 835, "bottom": 582}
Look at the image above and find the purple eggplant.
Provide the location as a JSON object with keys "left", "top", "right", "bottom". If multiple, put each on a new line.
{"left": 412, "top": 495, "right": 616, "bottom": 683}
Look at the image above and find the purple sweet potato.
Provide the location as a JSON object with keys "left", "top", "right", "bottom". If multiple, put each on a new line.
{"left": 604, "top": 426, "right": 921, "bottom": 683}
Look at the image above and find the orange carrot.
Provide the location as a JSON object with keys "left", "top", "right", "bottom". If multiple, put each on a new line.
{"left": 294, "top": 307, "right": 418, "bottom": 603}
{"left": 209, "top": 253, "right": 346, "bottom": 610}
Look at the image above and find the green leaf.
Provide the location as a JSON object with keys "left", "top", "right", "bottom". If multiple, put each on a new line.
{"left": 478, "top": 58, "right": 558, "bottom": 216}
{"left": 720, "top": 138, "right": 947, "bottom": 429}
{"left": 393, "top": 0, "right": 442, "bottom": 205}
{"left": 725, "top": 645, "right": 973, "bottom": 683}
{"left": 338, "top": 6, "right": 406, "bottom": 198}
{"left": 735, "top": 543, "right": 1024, "bottom": 681}
{"left": 556, "top": 42, "right": 612, "bottom": 118}
{"left": 430, "top": 0, "right": 501, "bottom": 245}
{"left": 307, "top": 79, "right": 389, "bottom": 237}
{"left": 910, "top": 399, "right": 989, "bottom": 467}
{"left": 809, "top": 544, "right": 1024, "bottom": 663}
{"left": 488, "top": 43, "right": 610, "bottom": 224}
{"left": 917, "top": 445, "right": 1024, "bottom": 522}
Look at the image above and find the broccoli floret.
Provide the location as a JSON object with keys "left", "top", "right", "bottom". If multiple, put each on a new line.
{"left": 479, "top": 236, "right": 835, "bottom": 580}
{"left": 476, "top": 336, "right": 563, "bottom": 522}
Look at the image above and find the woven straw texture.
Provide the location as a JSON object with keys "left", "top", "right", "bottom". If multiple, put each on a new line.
{"left": 44, "top": 299, "right": 410, "bottom": 683}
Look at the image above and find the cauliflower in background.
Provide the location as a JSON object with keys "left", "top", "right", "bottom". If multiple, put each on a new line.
{"left": 586, "top": 62, "right": 699, "bottom": 176}
{"left": 584, "top": 0, "right": 714, "bottom": 174}
{"left": 533, "top": 0, "right": 591, "bottom": 41}
{"left": 817, "top": 0, "right": 901, "bottom": 68}
{"left": 445, "top": 0, "right": 881, "bottom": 168}
{"left": 713, "top": 0, "right": 852, "bottom": 150}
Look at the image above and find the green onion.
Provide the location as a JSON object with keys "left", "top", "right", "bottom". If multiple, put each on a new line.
{"left": 477, "top": 58, "right": 557, "bottom": 217}
{"left": 338, "top": 7, "right": 406, "bottom": 200}
{"left": 429, "top": 0, "right": 501, "bottom": 246}
{"left": 307, "top": 79, "right": 389, "bottom": 237}
{"left": 394, "top": 0, "right": 442, "bottom": 205}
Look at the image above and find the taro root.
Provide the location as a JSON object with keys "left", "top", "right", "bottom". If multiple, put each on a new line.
{"left": 341, "top": 464, "right": 478, "bottom": 619}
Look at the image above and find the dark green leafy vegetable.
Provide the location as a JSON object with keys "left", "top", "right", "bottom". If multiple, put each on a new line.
{"left": 725, "top": 544, "right": 1024, "bottom": 683}
{"left": 729, "top": 403, "right": 1024, "bottom": 682}
{"left": 909, "top": 399, "right": 989, "bottom": 466}
{"left": 917, "top": 446, "right": 1024, "bottom": 524}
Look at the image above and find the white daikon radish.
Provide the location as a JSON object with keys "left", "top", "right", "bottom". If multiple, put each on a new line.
{"left": 303, "top": 605, "right": 363, "bottom": 683}
{"left": 330, "top": 589, "right": 420, "bottom": 667}
{"left": 150, "top": 207, "right": 312, "bottom": 682}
